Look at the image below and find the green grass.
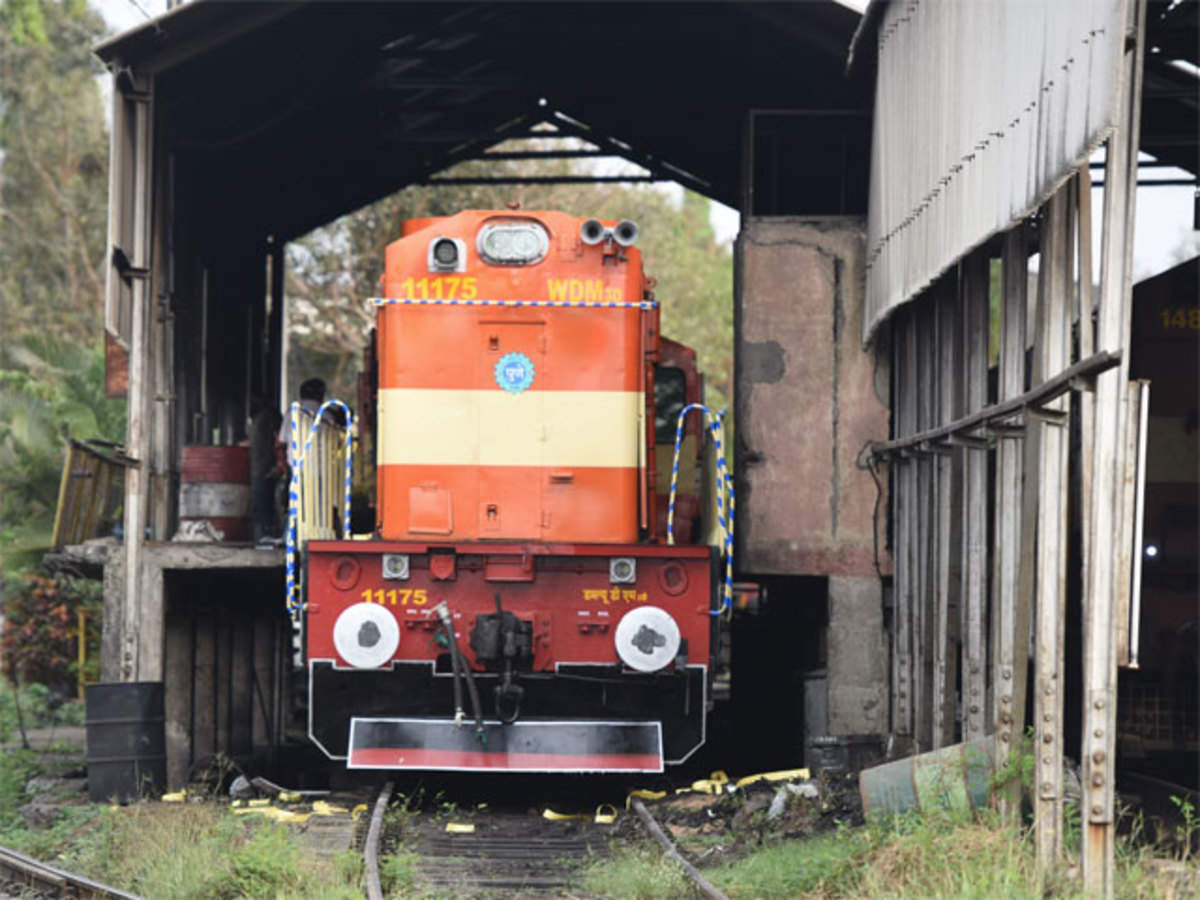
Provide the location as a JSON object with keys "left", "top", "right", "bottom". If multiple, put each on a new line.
{"left": 62, "top": 803, "right": 366, "bottom": 899}
{"left": 585, "top": 806, "right": 1199, "bottom": 900}
{"left": 379, "top": 849, "right": 420, "bottom": 897}
{"left": 707, "top": 830, "right": 864, "bottom": 898}
{"left": 0, "top": 681, "right": 86, "bottom": 743}
{"left": 0, "top": 768, "right": 364, "bottom": 900}
{"left": 3, "top": 736, "right": 361, "bottom": 898}
{"left": 578, "top": 846, "right": 694, "bottom": 899}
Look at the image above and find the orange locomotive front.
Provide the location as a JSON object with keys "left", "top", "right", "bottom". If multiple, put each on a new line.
{"left": 304, "top": 210, "right": 717, "bottom": 772}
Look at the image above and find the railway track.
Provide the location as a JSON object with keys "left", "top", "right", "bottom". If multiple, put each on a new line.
{"left": 361, "top": 779, "right": 618, "bottom": 897}
{"left": 410, "top": 821, "right": 613, "bottom": 895}
{"left": 0, "top": 844, "right": 142, "bottom": 900}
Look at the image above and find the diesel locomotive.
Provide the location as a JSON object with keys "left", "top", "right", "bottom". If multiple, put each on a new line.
{"left": 302, "top": 209, "right": 721, "bottom": 773}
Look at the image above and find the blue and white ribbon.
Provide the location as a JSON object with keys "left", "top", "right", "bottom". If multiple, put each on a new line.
{"left": 666, "top": 403, "right": 735, "bottom": 617}
{"left": 370, "top": 297, "right": 657, "bottom": 309}
{"left": 285, "top": 399, "right": 355, "bottom": 619}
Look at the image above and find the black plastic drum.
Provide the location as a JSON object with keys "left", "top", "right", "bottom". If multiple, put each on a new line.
{"left": 85, "top": 682, "right": 166, "bottom": 802}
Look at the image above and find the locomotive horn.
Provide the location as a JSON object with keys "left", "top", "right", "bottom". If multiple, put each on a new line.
{"left": 612, "top": 220, "right": 639, "bottom": 247}
{"left": 580, "top": 218, "right": 607, "bottom": 245}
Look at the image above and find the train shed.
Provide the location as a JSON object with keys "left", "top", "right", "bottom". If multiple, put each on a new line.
{"left": 84, "top": 6, "right": 1197, "bottom": 889}
{"left": 852, "top": 0, "right": 1197, "bottom": 892}
{"left": 89, "top": 0, "right": 890, "bottom": 787}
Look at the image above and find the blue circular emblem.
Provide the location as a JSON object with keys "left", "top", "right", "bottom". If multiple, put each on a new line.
{"left": 495, "top": 352, "right": 535, "bottom": 393}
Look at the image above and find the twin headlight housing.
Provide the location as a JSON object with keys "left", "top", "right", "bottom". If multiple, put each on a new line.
{"left": 477, "top": 222, "right": 549, "bottom": 265}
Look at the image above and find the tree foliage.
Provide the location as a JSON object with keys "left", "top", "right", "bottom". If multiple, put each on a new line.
{"left": 0, "top": 0, "right": 119, "bottom": 572}
{"left": 0, "top": 570, "right": 101, "bottom": 693}
{"left": 0, "top": 0, "right": 109, "bottom": 359}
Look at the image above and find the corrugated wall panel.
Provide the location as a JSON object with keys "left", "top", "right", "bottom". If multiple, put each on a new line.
{"left": 863, "top": 0, "right": 1126, "bottom": 343}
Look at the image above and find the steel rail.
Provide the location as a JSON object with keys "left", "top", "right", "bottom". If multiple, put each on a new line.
{"left": 363, "top": 780, "right": 394, "bottom": 900}
{"left": 0, "top": 843, "right": 144, "bottom": 899}
{"left": 630, "top": 798, "right": 729, "bottom": 900}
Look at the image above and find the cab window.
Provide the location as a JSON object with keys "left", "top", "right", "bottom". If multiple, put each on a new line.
{"left": 654, "top": 366, "right": 687, "bottom": 443}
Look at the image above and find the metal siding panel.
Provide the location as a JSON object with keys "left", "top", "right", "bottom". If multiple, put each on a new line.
{"left": 863, "top": 0, "right": 1126, "bottom": 342}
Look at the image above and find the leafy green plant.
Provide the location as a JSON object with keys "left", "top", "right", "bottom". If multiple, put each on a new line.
{"left": 0, "top": 340, "right": 124, "bottom": 573}
{"left": 991, "top": 727, "right": 1036, "bottom": 801}
{"left": 1170, "top": 794, "right": 1197, "bottom": 862}
{"left": 1063, "top": 799, "right": 1082, "bottom": 853}
{"left": 379, "top": 850, "right": 419, "bottom": 896}
{"left": 1, "top": 571, "right": 101, "bottom": 695}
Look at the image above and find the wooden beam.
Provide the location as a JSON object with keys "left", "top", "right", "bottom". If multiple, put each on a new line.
{"left": 960, "top": 249, "right": 990, "bottom": 742}
{"left": 993, "top": 224, "right": 1029, "bottom": 816}
{"left": 915, "top": 300, "right": 936, "bottom": 750}
{"left": 870, "top": 351, "right": 1118, "bottom": 456}
{"left": 892, "top": 311, "right": 916, "bottom": 739}
{"left": 934, "top": 276, "right": 961, "bottom": 748}
{"left": 1083, "top": 0, "right": 1147, "bottom": 892}
{"left": 120, "top": 72, "right": 156, "bottom": 682}
{"left": 1033, "top": 182, "right": 1073, "bottom": 873}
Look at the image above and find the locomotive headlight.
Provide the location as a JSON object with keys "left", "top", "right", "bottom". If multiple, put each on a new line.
{"left": 614, "top": 606, "right": 681, "bottom": 672}
{"left": 382, "top": 554, "right": 409, "bottom": 580}
{"left": 612, "top": 219, "right": 639, "bottom": 247}
{"left": 333, "top": 602, "right": 400, "bottom": 669}
{"left": 477, "top": 222, "right": 548, "bottom": 265}
{"left": 610, "top": 557, "right": 636, "bottom": 584}
{"left": 427, "top": 237, "right": 465, "bottom": 273}
{"left": 580, "top": 218, "right": 607, "bottom": 245}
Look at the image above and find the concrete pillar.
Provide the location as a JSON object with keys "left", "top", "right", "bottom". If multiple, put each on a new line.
{"left": 735, "top": 217, "right": 890, "bottom": 577}
{"left": 100, "top": 550, "right": 125, "bottom": 683}
{"left": 827, "top": 575, "right": 888, "bottom": 734}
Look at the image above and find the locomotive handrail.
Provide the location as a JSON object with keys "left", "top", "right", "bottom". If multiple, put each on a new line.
{"left": 285, "top": 399, "right": 355, "bottom": 618}
{"left": 667, "top": 404, "right": 735, "bottom": 617}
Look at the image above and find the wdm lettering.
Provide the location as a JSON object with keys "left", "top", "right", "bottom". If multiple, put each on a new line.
{"left": 546, "top": 279, "right": 624, "bottom": 303}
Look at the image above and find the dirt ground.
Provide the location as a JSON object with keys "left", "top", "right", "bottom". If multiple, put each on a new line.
{"left": 614, "top": 769, "right": 861, "bottom": 868}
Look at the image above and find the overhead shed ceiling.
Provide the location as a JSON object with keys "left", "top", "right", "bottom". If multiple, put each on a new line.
{"left": 96, "top": 1, "right": 872, "bottom": 247}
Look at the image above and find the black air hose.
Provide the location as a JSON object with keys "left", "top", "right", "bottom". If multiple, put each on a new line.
{"left": 442, "top": 623, "right": 464, "bottom": 724}
{"left": 435, "top": 602, "right": 485, "bottom": 742}
{"left": 460, "top": 649, "right": 485, "bottom": 740}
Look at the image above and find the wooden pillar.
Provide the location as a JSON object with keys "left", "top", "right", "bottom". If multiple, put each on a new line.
{"left": 933, "top": 277, "right": 961, "bottom": 748}
{"left": 1033, "top": 184, "right": 1074, "bottom": 870}
{"left": 118, "top": 71, "right": 158, "bottom": 682}
{"left": 993, "top": 225, "right": 1030, "bottom": 810}
{"left": 892, "top": 312, "right": 915, "bottom": 740}
{"left": 959, "top": 250, "right": 990, "bottom": 741}
{"left": 1083, "top": 0, "right": 1146, "bottom": 892}
{"left": 914, "top": 300, "right": 936, "bottom": 750}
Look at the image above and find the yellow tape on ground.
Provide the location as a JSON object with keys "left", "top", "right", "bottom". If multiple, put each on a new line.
{"left": 684, "top": 770, "right": 731, "bottom": 795}
{"left": 312, "top": 800, "right": 349, "bottom": 816}
{"left": 351, "top": 803, "right": 368, "bottom": 820}
{"left": 445, "top": 822, "right": 475, "bottom": 834}
{"left": 594, "top": 804, "right": 618, "bottom": 825}
{"left": 161, "top": 789, "right": 187, "bottom": 803}
{"left": 543, "top": 809, "right": 589, "bottom": 821}
{"left": 734, "top": 768, "right": 811, "bottom": 789}
{"left": 625, "top": 789, "right": 667, "bottom": 809}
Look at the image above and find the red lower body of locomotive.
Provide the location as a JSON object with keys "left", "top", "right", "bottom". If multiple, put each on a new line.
{"left": 304, "top": 540, "right": 718, "bottom": 772}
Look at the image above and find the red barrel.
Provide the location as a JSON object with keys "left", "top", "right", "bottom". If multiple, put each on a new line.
{"left": 179, "top": 446, "right": 251, "bottom": 542}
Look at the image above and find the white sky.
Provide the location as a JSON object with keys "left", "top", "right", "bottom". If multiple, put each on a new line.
{"left": 93, "top": 0, "right": 1195, "bottom": 277}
